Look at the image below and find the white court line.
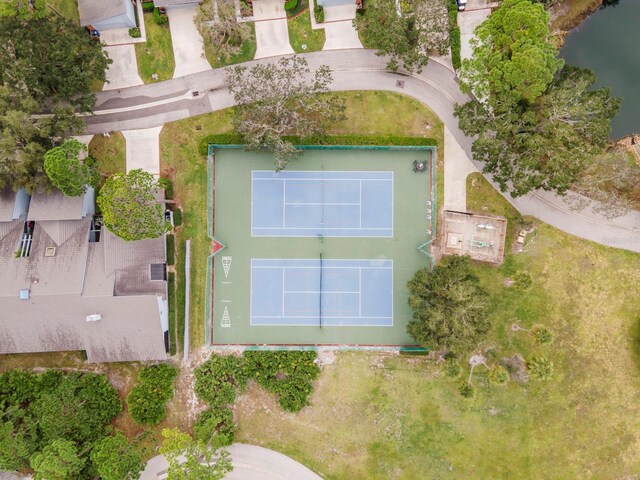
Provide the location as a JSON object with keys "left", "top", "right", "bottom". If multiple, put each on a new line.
{"left": 252, "top": 226, "right": 392, "bottom": 230}
{"left": 359, "top": 179, "right": 362, "bottom": 228}
{"left": 284, "top": 291, "right": 361, "bottom": 294}
{"left": 251, "top": 315, "right": 393, "bottom": 319}
{"left": 253, "top": 265, "right": 392, "bottom": 269}
{"left": 358, "top": 267, "right": 362, "bottom": 317}
{"left": 283, "top": 202, "right": 360, "bottom": 206}
{"left": 281, "top": 267, "right": 285, "bottom": 317}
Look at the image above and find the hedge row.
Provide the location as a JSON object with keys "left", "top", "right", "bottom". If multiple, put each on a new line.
{"left": 448, "top": 0, "right": 462, "bottom": 70}
{"left": 127, "top": 364, "right": 177, "bottom": 426}
{"left": 198, "top": 133, "right": 437, "bottom": 156}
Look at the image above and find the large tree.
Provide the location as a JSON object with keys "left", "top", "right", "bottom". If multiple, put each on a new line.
{"left": 226, "top": 56, "right": 345, "bottom": 170}
{"left": 30, "top": 439, "right": 85, "bottom": 480}
{"left": 407, "top": 255, "right": 490, "bottom": 351}
{"left": 44, "top": 139, "right": 96, "bottom": 196}
{"left": 0, "top": 13, "right": 109, "bottom": 192}
{"left": 98, "top": 169, "right": 168, "bottom": 241}
{"left": 90, "top": 433, "right": 144, "bottom": 480}
{"left": 195, "top": 0, "right": 252, "bottom": 64}
{"left": 459, "top": 0, "right": 562, "bottom": 105}
{"left": 456, "top": 65, "right": 619, "bottom": 196}
{"left": 160, "top": 428, "right": 232, "bottom": 480}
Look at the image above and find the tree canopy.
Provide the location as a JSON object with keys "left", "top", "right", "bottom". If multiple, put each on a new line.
{"left": 226, "top": 56, "right": 345, "bottom": 170}
{"left": 354, "top": 0, "right": 449, "bottom": 73}
{"left": 455, "top": 0, "right": 620, "bottom": 198}
{"left": 97, "top": 169, "right": 168, "bottom": 241}
{"left": 44, "top": 139, "right": 96, "bottom": 196}
{"left": 195, "top": 0, "right": 251, "bottom": 64}
{"left": 90, "top": 433, "right": 144, "bottom": 480}
{"left": 30, "top": 439, "right": 85, "bottom": 480}
{"left": 407, "top": 255, "right": 490, "bottom": 351}
{"left": 160, "top": 428, "right": 232, "bottom": 480}
{"left": 0, "top": 13, "right": 109, "bottom": 192}
{"left": 459, "top": 0, "right": 561, "bottom": 105}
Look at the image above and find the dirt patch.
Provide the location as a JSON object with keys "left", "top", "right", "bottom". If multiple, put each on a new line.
{"left": 549, "top": 0, "right": 603, "bottom": 39}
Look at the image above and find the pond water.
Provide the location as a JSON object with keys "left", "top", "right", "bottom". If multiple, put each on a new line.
{"left": 559, "top": 1, "right": 640, "bottom": 139}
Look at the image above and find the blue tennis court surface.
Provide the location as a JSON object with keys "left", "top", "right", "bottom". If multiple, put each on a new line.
{"left": 250, "top": 259, "right": 393, "bottom": 326}
{"left": 251, "top": 171, "right": 393, "bottom": 237}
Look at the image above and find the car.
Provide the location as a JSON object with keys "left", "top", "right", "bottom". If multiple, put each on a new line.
{"left": 457, "top": 0, "right": 467, "bottom": 11}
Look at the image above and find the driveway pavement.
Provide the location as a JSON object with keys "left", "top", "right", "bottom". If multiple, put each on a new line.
{"left": 458, "top": 0, "right": 493, "bottom": 60}
{"left": 122, "top": 126, "right": 163, "bottom": 175}
{"left": 86, "top": 50, "right": 640, "bottom": 252}
{"left": 253, "top": 0, "right": 294, "bottom": 59}
{"left": 444, "top": 126, "right": 477, "bottom": 211}
{"left": 139, "top": 443, "right": 322, "bottom": 480}
{"left": 321, "top": 2, "right": 363, "bottom": 50}
{"left": 103, "top": 45, "right": 143, "bottom": 91}
{"left": 166, "top": 5, "right": 212, "bottom": 77}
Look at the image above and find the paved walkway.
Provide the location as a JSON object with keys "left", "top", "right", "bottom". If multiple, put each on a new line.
{"left": 458, "top": 0, "right": 493, "bottom": 61}
{"left": 322, "top": 2, "right": 363, "bottom": 50}
{"left": 444, "top": 126, "right": 477, "bottom": 211}
{"left": 103, "top": 45, "right": 143, "bottom": 91}
{"left": 166, "top": 5, "right": 212, "bottom": 78}
{"left": 253, "top": 0, "right": 295, "bottom": 59}
{"left": 122, "top": 126, "right": 163, "bottom": 175}
{"left": 139, "top": 443, "right": 322, "bottom": 480}
{"left": 85, "top": 50, "right": 640, "bottom": 252}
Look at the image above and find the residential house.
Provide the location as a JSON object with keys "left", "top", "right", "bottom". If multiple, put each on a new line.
{"left": 0, "top": 188, "right": 169, "bottom": 363}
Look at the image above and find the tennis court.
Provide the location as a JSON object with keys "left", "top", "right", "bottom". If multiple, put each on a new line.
{"left": 250, "top": 259, "right": 393, "bottom": 326}
{"left": 251, "top": 171, "right": 393, "bottom": 237}
{"left": 209, "top": 147, "right": 436, "bottom": 346}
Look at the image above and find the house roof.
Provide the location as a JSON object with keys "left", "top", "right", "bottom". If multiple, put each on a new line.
{"left": 28, "top": 190, "right": 84, "bottom": 221}
{"left": 78, "top": 0, "right": 127, "bottom": 26}
{"left": 0, "top": 295, "right": 167, "bottom": 363}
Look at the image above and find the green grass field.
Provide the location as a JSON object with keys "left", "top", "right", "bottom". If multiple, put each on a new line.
{"left": 88, "top": 132, "right": 126, "bottom": 183}
{"left": 211, "top": 147, "right": 434, "bottom": 345}
{"left": 135, "top": 12, "right": 176, "bottom": 83}
{"left": 288, "top": 2, "right": 325, "bottom": 53}
{"left": 158, "top": 91, "right": 443, "bottom": 349}
{"left": 46, "top": 0, "right": 80, "bottom": 24}
{"left": 234, "top": 194, "right": 640, "bottom": 479}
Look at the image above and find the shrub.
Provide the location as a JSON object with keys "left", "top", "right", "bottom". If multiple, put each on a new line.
{"left": 194, "top": 354, "right": 248, "bottom": 407}
{"left": 284, "top": 0, "right": 299, "bottom": 11}
{"left": 512, "top": 270, "right": 533, "bottom": 289}
{"left": 459, "top": 383, "right": 475, "bottom": 398}
{"left": 314, "top": 5, "right": 324, "bottom": 23}
{"left": 531, "top": 325, "right": 554, "bottom": 345}
{"left": 166, "top": 234, "right": 175, "bottom": 266}
{"left": 143, "top": 1, "right": 155, "bottom": 12}
{"left": 243, "top": 351, "right": 320, "bottom": 412}
{"left": 443, "top": 359, "right": 461, "bottom": 378}
{"left": 127, "top": 364, "right": 177, "bottom": 425}
{"left": 194, "top": 407, "right": 235, "bottom": 448}
{"left": 128, "top": 27, "right": 141, "bottom": 38}
{"left": 159, "top": 177, "right": 174, "bottom": 200}
{"left": 488, "top": 366, "right": 509, "bottom": 386}
{"left": 528, "top": 355, "right": 554, "bottom": 381}
{"left": 447, "top": 0, "right": 461, "bottom": 70}
{"left": 153, "top": 7, "right": 168, "bottom": 25}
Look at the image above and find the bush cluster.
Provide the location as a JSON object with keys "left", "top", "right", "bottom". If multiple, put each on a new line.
{"left": 0, "top": 370, "right": 121, "bottom": 477}
{"left": 154, "top": 7, "right": 168, "bottom": 25}
{"left": 128, "top": 27, "right": 141, "bottom": 38}
{"left": 127, "top": 364, "right": 177, "bottom": 425}
{"left": 314, "top": 5, "right": 324, "bottom": 22}
{"left": 447, "top": 0, "right": 461, "bottom": 70}
{"left": 284, "top": 0, "right": 299, "bottom": 11}
{"left": 143, "top": 1, "right": 155, "bottom": 12}
{"left": 193, "top": 351, "right": 320, "bottom": 446}
{"left": 198, "top": 133, "right": 437, "bottom": 156}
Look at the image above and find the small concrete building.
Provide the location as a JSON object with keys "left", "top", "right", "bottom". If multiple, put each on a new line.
{"left": 78, "top": 0, "right": 137, "bottom": 30}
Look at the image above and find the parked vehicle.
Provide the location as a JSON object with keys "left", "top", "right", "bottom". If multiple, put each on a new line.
{"left": 457, "top": 0, "right": 467, "bottom": 11}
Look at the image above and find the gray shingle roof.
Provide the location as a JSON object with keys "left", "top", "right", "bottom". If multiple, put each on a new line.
{"left": 0, "top": 189, "right": 16, "bottom": 222}
{"left": 78, "top": 0, "right": 127, "bottom": 26}
{"left": 0, "top": 295, "right": 167, "bottom": 363}
{"left": 28, "top": 190, "right": 84, "bottom": 221}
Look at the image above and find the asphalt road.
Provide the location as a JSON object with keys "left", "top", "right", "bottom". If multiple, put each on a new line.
{"left": 88, "top": 49, "right": 640, "bottom": 252}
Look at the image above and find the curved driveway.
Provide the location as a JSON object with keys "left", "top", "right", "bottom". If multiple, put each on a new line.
{"left": 88, "top": 49, "right": 640, "bottom": 252}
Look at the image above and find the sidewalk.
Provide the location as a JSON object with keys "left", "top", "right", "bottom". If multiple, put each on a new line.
{"left": 443, "top": 126, "right": 477, "bottom": 211}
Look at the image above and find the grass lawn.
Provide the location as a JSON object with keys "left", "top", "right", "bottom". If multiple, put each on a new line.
{"left": 233, "top": 189, "right": 640, "bottom": 479}
{"left": 46, "top": 0, "right": 80, "bottom": 24}
{"left": 88, "top": 132, "right": 127, "bottom": 183}
{"left": 203, "top": 23, "right": 257, "bottom": 69}
{"left": 158, "top": 91, "right": 443, "bottom": 350}
{"left": 135, "top": 12, "right": 176, "bottom": 83}
{"left": 288, "top": 0, "right": 325, "bottom": 53}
